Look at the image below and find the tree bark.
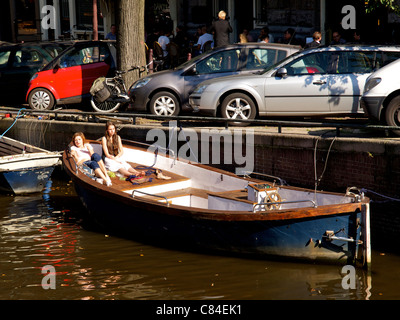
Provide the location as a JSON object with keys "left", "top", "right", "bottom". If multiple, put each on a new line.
{"left": 116, "top": 0, "right": 146, "bottom": 86}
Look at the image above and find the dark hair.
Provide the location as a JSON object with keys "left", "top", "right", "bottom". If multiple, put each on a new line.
{"left": 285, "top": 28, "right": 295, "bottom": 36}
{"left": 105, "top": 121, "right": 119, "bottom": 156}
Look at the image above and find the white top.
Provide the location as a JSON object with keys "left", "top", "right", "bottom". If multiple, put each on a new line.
{"left": 196, "top": 33, "right": 214, "bottom": 53}
{"left": 158, "top": 35, "right": 170, "bottom": 57}
{"left": 71, "top": 144, "right": 91, "bottom": 164}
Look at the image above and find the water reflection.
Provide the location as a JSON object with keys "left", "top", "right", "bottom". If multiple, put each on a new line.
{"left": 0, "top": 177, "right": 399, "bottom": 300}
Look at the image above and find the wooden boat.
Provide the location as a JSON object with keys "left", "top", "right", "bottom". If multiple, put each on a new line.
{"left": 0, "top": 136, "right": 61, "bottom": 194}
{"left": 62, "top": 139, "right": 371, "bottom": 268}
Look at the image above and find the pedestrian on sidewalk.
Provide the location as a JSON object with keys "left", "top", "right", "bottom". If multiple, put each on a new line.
{"left": 210, "top": 10, "right": 232, "bottom": 47}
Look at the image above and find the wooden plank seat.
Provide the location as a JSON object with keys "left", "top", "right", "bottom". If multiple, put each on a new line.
{"left": 208, "top": 189, "right": 253, "bottom": 204}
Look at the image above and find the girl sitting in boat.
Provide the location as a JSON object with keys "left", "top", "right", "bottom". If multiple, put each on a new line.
{"left": 70, "top": 132, "right": 112, "bottom": 186}
{"left": 101, "top": 121, "right": 145, "bottom": 178}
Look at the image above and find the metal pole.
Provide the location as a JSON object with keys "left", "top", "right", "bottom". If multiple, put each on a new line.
{"left": 149, "top": 49, "right": 154, "bottom": 73}
{"left": 93, "top": 0, "right": 98, "bottom": 40}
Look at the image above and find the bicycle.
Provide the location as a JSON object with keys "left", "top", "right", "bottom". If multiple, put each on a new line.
{"left": 90, "top": 63, "right": 150, "bottom": 113}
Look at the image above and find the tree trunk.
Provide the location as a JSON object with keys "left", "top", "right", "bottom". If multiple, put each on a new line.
{"left": 116, "top": 0, "right": 146, "bottom": 87}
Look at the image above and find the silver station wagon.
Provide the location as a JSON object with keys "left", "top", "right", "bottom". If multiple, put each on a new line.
{"left": 128, "top": 43, "right": 300, "bottom": 116}
{"left": 189, "top": 45, "right": 400, "bottom": 123}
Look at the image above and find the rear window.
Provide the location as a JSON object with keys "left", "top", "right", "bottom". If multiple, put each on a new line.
{"left": 13, "top": 49, "right": 45, "bottom": 67}
{"left": 245, "top": 48, "right": 287, "bottom": 70}
{"left": 60, "top": 45, "right": 108, "bottom": 67}
{"left": 44, "top": 46, "right": 65, "bottom": 58}
{"left": 196, "top": 49, "right": 240, "bottom": 74}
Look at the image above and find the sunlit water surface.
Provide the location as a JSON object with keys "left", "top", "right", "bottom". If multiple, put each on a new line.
{"left": 1, "top": 174, "right": 399, "bottom": 300}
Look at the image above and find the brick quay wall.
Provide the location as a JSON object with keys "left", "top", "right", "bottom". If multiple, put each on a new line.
{"left": 1, "top": 118, "right": 399, "bottom": 251}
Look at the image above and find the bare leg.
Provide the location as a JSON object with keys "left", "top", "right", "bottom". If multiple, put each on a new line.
{"left": 128, "top": 167, "right": 145, "bottom": 176}
{"left": 94, "top": 168, "right": 109, "bottom": 182}
{"left": 98, "top": 159, "right": 108, "bottom": 177}
{"left": 118, "top": 167, "right": 132, "bottom": 177}
{"left": 118, "top": 167, "right": 144, "bottom": 177}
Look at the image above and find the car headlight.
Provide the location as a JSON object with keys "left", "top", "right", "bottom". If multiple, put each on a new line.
{"left": 364, "top": 77, "right": 381, "bottom": 93}
{"left": 130, "top": 77, "right": 151, "bottom": 90}
{"left": 192, "top": 84, "right": 208, "bottom": 95}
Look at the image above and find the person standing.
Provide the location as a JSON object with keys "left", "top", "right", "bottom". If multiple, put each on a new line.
{"left": 210, "top": 10, "right": 232, "bottom": 47}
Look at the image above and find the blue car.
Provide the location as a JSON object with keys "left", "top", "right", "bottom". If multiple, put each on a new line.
{"left": 128, "top": 43, "right": 300, "bottom": 116}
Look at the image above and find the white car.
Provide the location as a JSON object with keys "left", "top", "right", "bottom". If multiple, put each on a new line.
{"left": 361, "top": 57, "right": 400, "bottom": 134}
{"left": 189, "top": 45, "right": 400, "bottom": 124}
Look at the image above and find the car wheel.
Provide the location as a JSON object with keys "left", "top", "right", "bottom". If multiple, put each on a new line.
{"left": 149, "top": 91, "right": 180, "bottom": 116}
{"left": 91, "top": 82, "right": 121, "bottom": 113}
{"left": 28, "top": 88, "right": 55, "bottom": 110}
{"left": 385, "top": 96, "right": 400, "bottom": 136}
{"left": 220, "top": 93, "right": 256, "bottom": 126}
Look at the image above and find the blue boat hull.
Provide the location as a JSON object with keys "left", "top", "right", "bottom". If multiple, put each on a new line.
{"left": 0, "top": 166, "right": 55, "bottom": 194}
{"left": 74, "top": 183, "right": 365, "bottom": 265}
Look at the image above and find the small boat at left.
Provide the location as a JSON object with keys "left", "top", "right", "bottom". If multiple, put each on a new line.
{"left": 0, "top": 136, "right": 61, "bottom": 194}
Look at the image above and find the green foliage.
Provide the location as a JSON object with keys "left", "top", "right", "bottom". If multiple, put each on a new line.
{"left": 365, "top": 0, "right": 400, "bottom": 15}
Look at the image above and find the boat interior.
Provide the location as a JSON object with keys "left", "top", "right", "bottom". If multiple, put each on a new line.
{"left": 86, "top": 143, "right": 361, "bottom": 212}
{"left": 0, "top": 136, "right": 39, "bottom": 157}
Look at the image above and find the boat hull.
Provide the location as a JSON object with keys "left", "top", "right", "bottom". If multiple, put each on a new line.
{"left": 74, "top": 182, "right": 366, "bottom": 265}
{"left": 0, "top": 165, "right": 56, "bottom": 194}
{"left": 0, "top": 136, "right": 61, "bottom": 194}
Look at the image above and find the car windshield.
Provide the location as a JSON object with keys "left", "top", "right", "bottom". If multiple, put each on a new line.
{"left": 175, "top": 49, "right": 223, "bottom": 70}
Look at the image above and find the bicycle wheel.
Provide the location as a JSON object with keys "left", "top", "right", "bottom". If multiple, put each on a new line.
{"left": 91, "top": 82, "right": 121, "bottom": 113}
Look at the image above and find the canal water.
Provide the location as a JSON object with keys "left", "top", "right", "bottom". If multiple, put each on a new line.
{"left": 1, "top": 169, "right": 399, "bottom": 302}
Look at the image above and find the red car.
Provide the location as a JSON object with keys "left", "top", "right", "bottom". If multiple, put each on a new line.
{"left": 26, "top": 41, "right": 116, "bottom": 110}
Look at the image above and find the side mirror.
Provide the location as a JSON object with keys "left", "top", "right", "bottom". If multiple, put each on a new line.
{"left": 54, "top": 60, "right": 62, "bottom": 70}
{"left": 276, "top": 67, "right": 287, "bottom": 78}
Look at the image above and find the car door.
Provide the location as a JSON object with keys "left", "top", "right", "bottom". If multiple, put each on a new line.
{"left": 55, "top": 43, "right": 111, "bottom": 99}
{"left": 328, "top": 51, "right": 374, "bottom": 114}
{"left": 183, "top": 49, "right": 242, "bottom": 102}
{"left": 0, "top": 48, "right": 13, "bottom": 101}
{"left": 264, "top": 51, "right": 331, "bottom": 114}
{"left": 6, "top": 47, "right": 48, "bottom": 101}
